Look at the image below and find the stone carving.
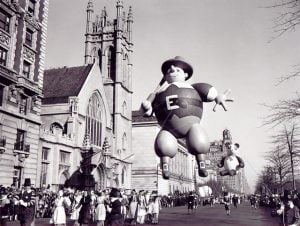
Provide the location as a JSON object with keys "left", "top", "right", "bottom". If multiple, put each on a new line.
{"left": 0, "top": 31, "right": 10, "bottom": 47}
{"left": 8, "top": 85, "right": 18, "bottom": 103}
{"left": 25, "top": 12, "right": 40, "bottom": 30}
{"left": 31, "top": 95, "right": 39, "bottom": 111}
{"left": 23, "top": 46, "right": 35, "bottom": 62}
{"left": 2, "top": 0, "right": 22, "bottom": 12}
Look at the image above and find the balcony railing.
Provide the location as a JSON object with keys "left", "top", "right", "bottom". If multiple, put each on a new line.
{"left": 0, "top": 136, "right": 6, "bottom": 154}
{"left": 0, "top": 136, "right": 6, "bottom": 147}
{"left": 14, "top": 142, "right": 30, "bottom": 153}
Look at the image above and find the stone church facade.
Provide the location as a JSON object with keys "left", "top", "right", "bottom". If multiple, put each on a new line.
{"left": 40, "top": 0, "right": 133, "bottom": 190}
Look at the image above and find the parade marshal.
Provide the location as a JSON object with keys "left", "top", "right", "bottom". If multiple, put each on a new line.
{"left": 17, "top": 178, "right": 36, "bottom": 226}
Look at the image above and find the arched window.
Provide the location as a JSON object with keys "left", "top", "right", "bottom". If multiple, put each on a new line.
{"left": 86, "top": 93, "right": 102, "bottom": 146}
{"left": 106, "top": 46, "right": 115, "bottom": 80}
{"left": 121, "top": 167, "right": 126, "bottom": 185}
{"left": 123, "top": 53, "right": 128, "bottom": 85}
{"left": 91, "top": 47, "right": 97, "bottom": 63}
{"left": 122, "top": 133, "right": 127, "bottom": 152}
{"left": 122, "top": 101, "right": 127, "bottom": 116}
{"left": 98, "top": 48, "right": 102, "bottom": 71}
{"left": 50, "top": 122, "right": 63, "bottom": 134}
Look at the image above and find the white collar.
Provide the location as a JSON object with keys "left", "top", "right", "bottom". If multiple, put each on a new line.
{"left": 159, "top": 82, "right": 193, "bottom": 93}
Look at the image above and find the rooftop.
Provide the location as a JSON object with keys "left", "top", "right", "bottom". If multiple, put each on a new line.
{"left": 42, "top": 65, "right": 93, "bottom": 104}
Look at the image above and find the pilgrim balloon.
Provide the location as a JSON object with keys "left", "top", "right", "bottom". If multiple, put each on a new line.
{"left": 218, "top": 143, "right": 245, "bottom": 176}
{"left": 141, "top": 56, "right": 234, "bottom": 179}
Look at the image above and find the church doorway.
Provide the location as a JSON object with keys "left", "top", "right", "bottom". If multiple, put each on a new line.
{"left": 93, "top": 164, "right": 106, "bottom": 190}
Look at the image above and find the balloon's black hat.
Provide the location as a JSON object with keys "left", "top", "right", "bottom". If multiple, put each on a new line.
{"left": 161, "top": 56, "right": 193, "bottom": 80}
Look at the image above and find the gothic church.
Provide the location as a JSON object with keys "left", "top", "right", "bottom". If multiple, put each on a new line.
{"left": 40, "top": 0, "right": 133, "bottom": 190}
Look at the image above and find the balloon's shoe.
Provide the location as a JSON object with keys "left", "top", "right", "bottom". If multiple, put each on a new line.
{"left": 162, "top": 163, "right": 170, "bottom": 179}
{"left": 198, "top": 161, "right": 208, "bottom": 177}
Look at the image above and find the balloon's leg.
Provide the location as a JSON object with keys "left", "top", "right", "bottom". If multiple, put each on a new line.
{"left": 196, "top": 154, "right": 208, "bottom": 177}
{"left": 154, "top": 130, "right": 178, "bottom": 180}
{"left": 161, "top": 156, "right": 171, "bottom": 179}
{"left": 186, "top": 124, "right": 210, "bottom": 178}
{"left": 220, "top": 170, "right": 229, "bottom": 176}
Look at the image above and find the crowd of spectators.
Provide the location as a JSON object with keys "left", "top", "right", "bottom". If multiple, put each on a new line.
{"left": 255, "top": 190, "right": 300, "bottom": 226}
{"left": 0, "top": 184, "right": 210, "bottom": 226}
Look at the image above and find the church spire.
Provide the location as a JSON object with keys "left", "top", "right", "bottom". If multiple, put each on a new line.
{"left": 127, "top": 6, "right": 133, "bottom": 44}
{"left": 84, "top": 0, "right": 94, "bottom": 64}
{"left": 86, "top": 0, "right": 94, "bottom": 34}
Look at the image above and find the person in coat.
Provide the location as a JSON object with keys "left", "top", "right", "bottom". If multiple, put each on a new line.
{"left": 0, "top": 187, "right": 11, "bottom": 226}
{"left": 17, "top": 178, "right": 36, "bottom": 226}
{"left": 78, "top": 191, "right": 93, "bottom": 226}
{"left": 106, "top": 188, "right": 123, "bottom": 226}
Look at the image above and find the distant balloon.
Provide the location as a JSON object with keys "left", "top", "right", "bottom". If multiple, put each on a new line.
{"left": 198, "top": 185, "right": 212, "bottom": 197}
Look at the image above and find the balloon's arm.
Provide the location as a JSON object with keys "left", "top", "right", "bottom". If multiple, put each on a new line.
{"left": 140, "top": 78, "right": 166, "bottom": 116}
{"left": 217, "top": 157, "right": 226, "bottom": 168}
{"left": 236, "top": 156, "right": 245, "bottom": 168}
{"left": 192, "top": 83, "right": 215, "bottom": 102}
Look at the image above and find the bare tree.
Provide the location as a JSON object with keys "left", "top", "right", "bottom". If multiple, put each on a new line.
{"left": 266, "top": 0, "right": 300, "bottom": 83}
{"left": 268, "top": 0, "right": 300, "bottom": 41}
{"left": 265, "top": 146, "right": 292, "bottom": 193}
{"left": 262, "top": 94, "right": 300, "bottom": 127}
{"left": 270, "top": 124, "right": 300, "bottom": 190}
{"left": 255, "top": 165, "right": 278, "bottom": 194}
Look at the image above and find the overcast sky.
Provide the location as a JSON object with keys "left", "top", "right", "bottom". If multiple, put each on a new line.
{"left": 45, "top": 0, "right": 300, "bottom": 192}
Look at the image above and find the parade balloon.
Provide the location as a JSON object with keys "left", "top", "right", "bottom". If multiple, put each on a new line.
{"left": 141, "top": 56, "right": 233, "bottom": 179}
{"left": 218, "top": 143, "right": 244, "bottom": 176}
{"left": 198, "top": 185, "right": 212, "bottom": 198}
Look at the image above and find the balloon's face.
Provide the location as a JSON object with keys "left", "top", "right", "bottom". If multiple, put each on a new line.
{"left": 165, "top": 65, "right": 188, "bottom": 83}
{"left": 229, "top": 145, "right": 239, "bottom": 156}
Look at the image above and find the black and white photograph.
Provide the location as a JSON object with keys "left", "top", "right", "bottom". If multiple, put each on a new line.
{"left": 0, "top": 0, "right": 300, "bottom": 225}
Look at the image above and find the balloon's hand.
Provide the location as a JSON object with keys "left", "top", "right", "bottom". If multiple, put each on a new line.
{"left": 141, "top": 100, "right": 153, "bottom": 116}
{"left": 213, "top": 89, "right": 234, "bottom": 112}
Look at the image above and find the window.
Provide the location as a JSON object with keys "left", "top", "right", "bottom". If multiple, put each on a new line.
{"left": 85, "top": 93, "right": 102, "bottom": 146}
{"left": 19, "top": 95, "right": 27, "bottom": 114}
{"left": 28, "top": 0, "right": 35, "bottom": 16}
{"left": 23, "top": 61, "right": 31, "bottom": 78}
{"left": 123, "top": 54, "right": 129, "bottom": 85}
{"left": 42, "top": 147, "right": 49, "bottom": 161}
{"left": 40, "top": 163, "right": 48, "bottom": 186}
{"left": 0, "top": 9, "right": 10, "bottom": 32}
{"left": 122, "top": 133, "right": 127, "bottom": 151}
{"left": 0, "top": 47, "right": 7, "bottom": 66}
{"left": 59, "top": 150, "right": 70, "bottom": 164}
{"left": 121, "top": 167, "right": 126, "bottom": 185}
{"left": 13, "top": 167, "right": 22, "bottom": 188}
{"left": 106, "top": 47, "right": 115, "bottom": 80}
{"left": 122, "top": 101, "right": 127, "bottom": 116}
{"left": 15, "top": 130, "right": 25, "bottom": 150}
{"left": 0, "top": 86, "right": 3, "bottom": 106}
{"left": 25, "top": 28, "right": 33, "bottom": 46}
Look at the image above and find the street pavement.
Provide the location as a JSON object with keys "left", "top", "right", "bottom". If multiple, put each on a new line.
{"left": 7, "top": 202, "right": 279, "bottom": 226}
